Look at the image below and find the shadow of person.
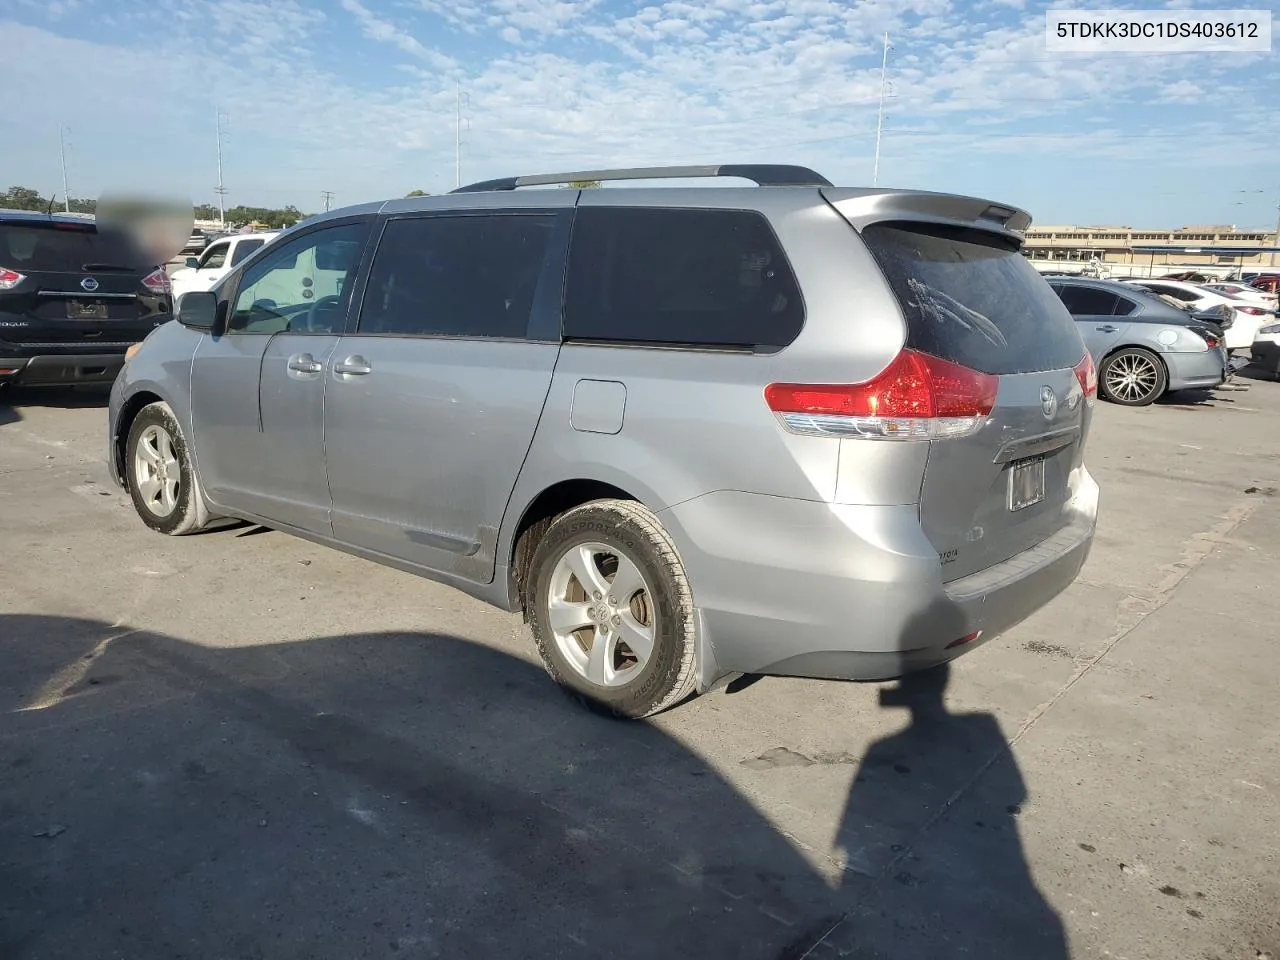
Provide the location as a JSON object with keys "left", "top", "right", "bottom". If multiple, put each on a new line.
{"left": 0, "top": 384, "right": 112, "bottom": 411}
{"left": 0, "top": 387, "right": 19, "bottom": 427}
{"left": 829, "top": 663, "right": 1069, "bottom": 959}
{"left": 0, "top": 614, "right": 842, "bottom": 960}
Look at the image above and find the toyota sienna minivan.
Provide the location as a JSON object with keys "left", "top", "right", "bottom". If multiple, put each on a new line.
{"left": 108, "top": 164, "right": 1099, "bottom": 718}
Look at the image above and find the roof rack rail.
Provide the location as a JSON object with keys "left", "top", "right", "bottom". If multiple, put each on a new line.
{"left": 450, "top": 164, "right": 832, "bottom": 194}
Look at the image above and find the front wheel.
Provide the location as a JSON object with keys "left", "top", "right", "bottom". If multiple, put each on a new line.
{"left": 527, "top": 499, "right": 698, "bottom": 718}
{"left": 1100, "top": 347, "right": 1167, "bottom": 406}
{"left": 125, "top": 401, "right": 209, "bottom": 535}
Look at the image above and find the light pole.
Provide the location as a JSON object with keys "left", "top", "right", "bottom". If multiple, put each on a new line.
{"left": 872, "top": 32, "right": 890, "bottom": 187}
{"left": 58, "top": 124, "right": 70, "bottom": 212}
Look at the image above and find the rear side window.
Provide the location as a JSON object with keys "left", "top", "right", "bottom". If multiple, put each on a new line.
{"left": 1054, "top": 284, "right": 1121, "bottom": 316}
{"left": 1143, "top": 283, "right": 1197, "bottom": 302}
{"left": 359, "top": 214, "right": 557, "bottom": 339}
{"left": 230, "top": 238, "right": 265, "bottom": 267}
{"left": 564, "top": 207, "right": 804, "bottom": 349}
{"left": 863, "top": 222, "right": 1084, "bottom": 375}
{"left": 1113, "top": 295, "right": 1139, "bottom": 317}
{"left": 0, "top": 223, "right": 148, "bottom": 272}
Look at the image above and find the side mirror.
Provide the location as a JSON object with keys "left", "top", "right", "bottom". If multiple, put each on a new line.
{"left": 185, "top": 257, "right": 200, "bottom": 268}
{"left": 177, "top": 291, "right": 218, "bottom": 333}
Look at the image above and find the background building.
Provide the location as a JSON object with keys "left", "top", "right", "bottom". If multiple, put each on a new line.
{"left": 1019, "top": 223, "right": 1280, "bottom": 278}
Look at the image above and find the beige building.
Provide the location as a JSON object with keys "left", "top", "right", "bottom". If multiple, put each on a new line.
{"left": 1019, "top": 223, "right": 1280, "bottom": 277}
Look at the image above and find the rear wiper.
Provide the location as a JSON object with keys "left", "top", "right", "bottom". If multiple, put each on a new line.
{"left": 80, "top": 263, "right": 138, "bottom": 272}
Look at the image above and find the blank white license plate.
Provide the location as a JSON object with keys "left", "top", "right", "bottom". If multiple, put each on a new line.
{"left": 1009, "top": 457, "right": 1045, "bottom": 512}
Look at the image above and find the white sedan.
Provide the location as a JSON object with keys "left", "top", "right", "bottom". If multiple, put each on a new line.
{"left": 1121, "top": 278, "right": 1271, "bottom": 351}
{"left": 1202, "top": 281, "right": 1278, "bottom": 309}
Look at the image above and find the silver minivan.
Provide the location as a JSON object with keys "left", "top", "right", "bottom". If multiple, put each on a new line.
{"left": 108, "top": 164, "right": 1099, "bottom": 718}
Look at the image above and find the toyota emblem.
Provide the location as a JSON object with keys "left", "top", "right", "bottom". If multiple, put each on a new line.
{"left": 1040, "top": 386, "right": 1058, "bottom": 420}
{"left": 80, "top": 277, "right": 99, "bottom": 292}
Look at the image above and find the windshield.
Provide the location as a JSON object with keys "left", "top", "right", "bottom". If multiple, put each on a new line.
{"left": 0, "top": 222, "right": 150, "bottom": 272}
{"left": 862, "top": 221, "right": 1085, "bottom": 375}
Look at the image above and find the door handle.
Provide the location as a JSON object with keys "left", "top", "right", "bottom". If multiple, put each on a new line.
{"left": 287, "top": 353, "right": 323, "bottom": 373}
{"left": 1095, "top": 325, "right": 1119, "bottom": 333}
{"left": 333, "top": 355, "right": 372, "bottom": 376}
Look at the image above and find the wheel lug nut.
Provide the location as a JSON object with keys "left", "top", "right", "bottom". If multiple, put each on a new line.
{"left": 608, "top": 596, "right": 616, "bottom": 605}
{"left": 593, "top": 591, "right": 602, "bottom": 600}
{"left": 611, "top": 615, "right": 621, "bottom": 626}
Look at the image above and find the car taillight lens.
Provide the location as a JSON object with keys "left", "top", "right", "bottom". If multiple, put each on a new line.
{"left": 1237, "top": 306, "right": 1264, "bottom": 315}
{"left": 142, "top": 268, "right": 171, "bottom": 295}
{"left": 1074, "top": 352, "right": 1097, "bottom": 402}
{"left": 0, "top": 267, "right": 25, "bottom": 290}
{"left": 764, "top": 349, "right": 998, "bottom": 440}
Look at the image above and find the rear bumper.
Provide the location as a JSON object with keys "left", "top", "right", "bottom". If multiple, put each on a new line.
{"left": 661, "top": 469, "right": 1098, "bottom": 686}
{"left": 1164, "top": 349, "right": 1226, "bottom": 392}
{"left": 0, "top": 353, "right": 125, "bottom": 386}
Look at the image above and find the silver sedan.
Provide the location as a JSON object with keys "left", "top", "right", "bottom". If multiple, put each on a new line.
{"left": 1045, "top": 277, "right": 1228, "bottom": 406}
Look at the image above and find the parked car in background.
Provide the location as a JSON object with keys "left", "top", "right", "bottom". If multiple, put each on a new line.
{"left": 108, "top": 163, "right": 1099, "bottom": 718}
{"left": 181, "top": 229, "right": 210, "bottom": 256}
{"left": 170, "top": 231, "right": 280, "bottom": 306}
{"left": 1252, "top": 320, "right": 1280, "bottom": 375}
{"left": 0, "top": 209, "right": 172, "bottom": 389}
{"left": 1048, "top": 277, "right": 1227, "bottom": 406}
{"left": 1202, "top": 281, "right": 1278, "bottom": 310}
{"left": 1121, "top": 278, "right": 1267, "bottom": 351}
{"left": 1251, "top": 275, "right": 1280, "bottom": 296}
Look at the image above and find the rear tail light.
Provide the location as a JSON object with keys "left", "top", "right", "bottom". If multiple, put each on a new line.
{"left": 1073, "top": 352, "right": 1097, "bottom": 402}
{"left": 945, "top": 630, "right": 983, "bottom": 650}
{"left": 1191, "top": 327, "right": 1221, "bottom": 349}
{"left": 764, "top": 349, "right": 998, "bottom": 440}
{"left": 0, "top": 267, "right": 25, "bottom": 290}
{"left": 141, "top": 268, "right": 171, "bottom": 295}
{"left": 1237, "top": 306, "right": 1265, "bottom": 316}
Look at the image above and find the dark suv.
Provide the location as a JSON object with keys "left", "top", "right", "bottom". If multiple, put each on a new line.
{"left": 0, "top": 210, "right": 173, "bottom": 389}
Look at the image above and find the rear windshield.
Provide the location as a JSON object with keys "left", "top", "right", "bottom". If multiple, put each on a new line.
{"left": 0, "top": 222, "right": 149, "bottom": 273}
{"left": 862, "top": 222, "right": 1085, "bottom": 375}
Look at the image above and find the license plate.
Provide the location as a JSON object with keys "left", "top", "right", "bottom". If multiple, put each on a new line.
{"left": 1008, "top": 457, "right": 1045, "bottom": 512}
{"left": 67, "top": 300, "right": 108, "bottom": 320}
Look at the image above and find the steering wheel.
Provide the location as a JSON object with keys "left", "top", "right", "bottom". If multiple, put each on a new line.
{"left": 300, "top": 294, "right": 342, "bottom": 332}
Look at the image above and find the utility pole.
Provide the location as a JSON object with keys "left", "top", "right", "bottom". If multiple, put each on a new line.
{"left": 455, "top": 81, "right": 462, "bottom": 190}
{"left": 214, "top": 108, "right": 229, "bottom": 227}
{"left": 58, "top": 124, "right": 70, "bottom": 212}
{"left": 1272, "top": 201, "right": 1279, "bottom": 267}
{"left": 321, "top": 190, "right": 334, "bottom": 212}
{"left": 873, "top": 31, "right": 890, "bottom": 187}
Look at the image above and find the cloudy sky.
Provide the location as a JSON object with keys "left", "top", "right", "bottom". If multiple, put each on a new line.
{"left": 2, "top": 0, "right": 1276, "bottom": 227}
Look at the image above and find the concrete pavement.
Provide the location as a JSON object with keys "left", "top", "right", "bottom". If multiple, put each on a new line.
{"left": 1, "top": 370, "right": 1277, "bottom": 959}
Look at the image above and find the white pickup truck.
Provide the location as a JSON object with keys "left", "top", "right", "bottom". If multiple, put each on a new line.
{"left": 170, "top": 231, "right": 281, "bottom": 305}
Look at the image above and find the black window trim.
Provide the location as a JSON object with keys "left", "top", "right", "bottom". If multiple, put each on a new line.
{"left": 216, "top": 214, "right": 376, "bottom": 338}
{"left": 560, "top": 204, "right": 807, "bottom": 354}
{"left": 350, "top": 208, "right": 573, "bottom": 344}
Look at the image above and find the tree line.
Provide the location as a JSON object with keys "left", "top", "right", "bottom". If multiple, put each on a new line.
{"left": 2, "top": 187, "right": 311, "bottom": 229}
{"left": 5, "top": 183, "right": 599, "bottom": 226}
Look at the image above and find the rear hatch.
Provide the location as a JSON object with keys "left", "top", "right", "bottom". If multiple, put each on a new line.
{"left": 859, "top": 220, "right": 1092, "bottom": 582}
{"left": 0, "top": 219, "right": 168, "bottom": 348}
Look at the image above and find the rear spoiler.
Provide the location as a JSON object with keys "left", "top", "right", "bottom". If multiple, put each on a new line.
{"left": 821, "top": 188, "right": 1032, "bottom": 242}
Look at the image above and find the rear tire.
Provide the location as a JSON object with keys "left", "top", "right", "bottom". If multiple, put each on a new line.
{"left": 527, "top": 499, "right": 698, "bottom": 719}
{"left": 1099, "top": 347, "right": 1167, "bottom": 406}
{"left": 125, "top": 401, "right": 209, "bottom": 535}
